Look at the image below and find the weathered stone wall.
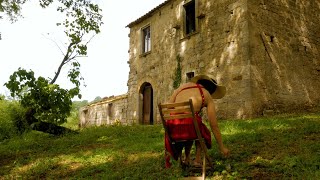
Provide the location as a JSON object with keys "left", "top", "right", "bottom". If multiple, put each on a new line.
{"left": 200, "top": 0, "right": 252, "bottom": 119}
{"left": 126, "top": 0, "right": 320, "bottom": 123}
{"left": 82, "top": 0, "right": 320, "bottom": 126}
{"left": 248, "top": 0, "right": 320, "bottom": 115}
{"left": 79, "top": 94, "right": 128, "bottom": 127}
{"left": 127, "top": 0, "right": 253, "bottom": 122}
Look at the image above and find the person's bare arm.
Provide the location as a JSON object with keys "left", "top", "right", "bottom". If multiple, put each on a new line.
{"left": 168, "top": 89, "right": 178, "bottom": 103}
{"left": 207, "top": 98, "right": 230, "bottom": 157}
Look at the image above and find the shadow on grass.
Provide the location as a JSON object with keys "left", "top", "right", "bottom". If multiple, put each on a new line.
{"left": 1, "top": 113, "right": 319, "bottom": 179}
{"left": 210, "top": 113, "right": 320, "bottom": 179}
{"left": 0, "top": 125, "right": 184, "bottom": 179}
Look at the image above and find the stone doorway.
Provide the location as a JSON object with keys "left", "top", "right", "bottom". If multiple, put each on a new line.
{"left": 140, "top": 82, "right": 154, "bottom": 125}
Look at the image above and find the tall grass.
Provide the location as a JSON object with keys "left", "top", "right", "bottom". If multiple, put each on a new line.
{"left": 0, "top": 112, "right": 319, "bottom": 179}
{"left": 0, "top": 100, "right": 27, "bottom": 141}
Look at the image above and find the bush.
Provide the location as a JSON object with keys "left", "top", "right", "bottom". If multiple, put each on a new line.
{"left": 0, "top": 99, "right": 28, "bottom": 141}
{"left": 64, "top": 110, "right": 80, "bottom": 130}
{"left": 63, "top": 100, "right": 88, "bottom": 130}
{"left": 0, "top": 100, "right": 16, "bottom": 141}
{"left": 9, "top": 102, "right": 29, "bottom": 134}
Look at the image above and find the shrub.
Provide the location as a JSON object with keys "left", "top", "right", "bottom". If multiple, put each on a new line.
{"left": 63, "top": 100, "right": 88, "bottom": 130}
{"left": 0, "top": 100, "right": 16, "bottom": 141}
{"left": 0, "top": 99, "right": 28, "bottom": 141}
{"left": 9, "top": 102, "right": 29, "bottom": 134}
{"left": 65, "top": 110, "right": 80, "bottom": 130}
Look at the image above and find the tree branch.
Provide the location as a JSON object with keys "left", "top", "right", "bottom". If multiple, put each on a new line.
{"left": 50, "top": 42, "right": 75, "bottom": 84}
{"left": 41, "top": 33, "right": 65, "bottom": 56}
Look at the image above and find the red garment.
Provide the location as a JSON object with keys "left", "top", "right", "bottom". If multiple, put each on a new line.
{"left": 164, "top": 84, "right": 212, "bottom": 168}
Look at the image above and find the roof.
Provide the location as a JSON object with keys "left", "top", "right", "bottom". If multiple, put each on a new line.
{"left": 85, "top": 93, "right": 128, "bottom": 107}
{"left": 126, "top": 0, "right": 173, "bottom": 28}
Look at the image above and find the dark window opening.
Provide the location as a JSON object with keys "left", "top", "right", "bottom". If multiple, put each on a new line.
{"left": 108, "top": 103, "right": 113, "bottom": 118}
{"left": 270, "top": 35, "right": 274, "bottom": 43}
{"left": 184, "top": 0, "right": 196, "bottom": 35}
{"left": 186, "top": 72, "right": 195, "bottom": 82}
{"left": 142, "top": 26, "right": 151, "bottom": 53}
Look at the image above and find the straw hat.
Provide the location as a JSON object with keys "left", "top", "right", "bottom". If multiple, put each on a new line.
{"left": 190, "top": 75, "right": 226, "bottom": 99}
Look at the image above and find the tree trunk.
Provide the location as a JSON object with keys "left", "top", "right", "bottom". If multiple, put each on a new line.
{"left": 26, "top": 108, "right": 78, "bottom": 136}
{"left": 31, "top": 121, "right": 78, "bottom": 136}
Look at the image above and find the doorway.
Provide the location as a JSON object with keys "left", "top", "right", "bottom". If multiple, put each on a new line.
{"left": 141, "top": 82, "right": 154, "bottom": 125}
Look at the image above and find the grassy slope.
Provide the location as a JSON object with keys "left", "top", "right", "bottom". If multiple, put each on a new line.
{"left": 0, "top": 113, "right": 319, "bottom": 179}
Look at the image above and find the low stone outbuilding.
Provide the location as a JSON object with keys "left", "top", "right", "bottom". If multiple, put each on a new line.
{"left": 80, "top": 0, "right": 320, "bottom": 126}
{"left": 79, "top": 94, "right": 128, "bottom": 127}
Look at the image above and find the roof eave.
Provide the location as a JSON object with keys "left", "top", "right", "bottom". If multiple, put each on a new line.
{"left": 126, "top": 0, "right": 172, "bottom": 28}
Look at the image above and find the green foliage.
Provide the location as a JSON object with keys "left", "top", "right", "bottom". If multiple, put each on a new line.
{"left": 2, "top": 0, "right": 103, "bottom": 129}
{"left": 173, "top": 54, "right": 182, "bottom": 89}
{"left": 2, "top": 0, "right": 103, "bottom": 89}
{"left": 0, "top": 0, "right": 27, "bottom": 21}
{"left": 1, "top": 1, "right": 103, "bottom": 30}
{"left": 4, "top": 68, "right": 74, "bottom": 125}
{"left": 49, "top": 0, "right": 103, "bottom": 86}
{"left": 64, "top": 110, "right": 79, "bottom": 130}
{"left": 91, "top": 96, "right": 102, "bottom": 103}
{"left": 63, "top": 100, "right": 88, "bottom": 130}
{"left": 8, "top": 101, "right": 29, "bottom": 134}
{"left": 72, "top": 100, "right": 89, "bottom": 110}
{"left": 0, "top": 99, "right": 27, "bottom": 141}
{"left": 0, "top": 99, "right": 14, "bottom": 141}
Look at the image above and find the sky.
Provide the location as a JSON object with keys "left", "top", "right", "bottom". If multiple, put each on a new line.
{"left": 0, "top": 0, "right": 165, "bottom": 101}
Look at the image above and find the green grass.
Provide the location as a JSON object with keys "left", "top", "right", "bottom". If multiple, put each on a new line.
{"left": 0, "top": 113, "right": 319, "bottom": 179}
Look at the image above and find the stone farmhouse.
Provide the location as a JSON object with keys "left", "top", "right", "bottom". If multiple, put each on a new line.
{"left": 79, "top": 0, "right": 320, "bottom": 127}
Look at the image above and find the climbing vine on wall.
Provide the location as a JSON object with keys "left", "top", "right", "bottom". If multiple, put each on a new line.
{"left": 173, "top": 55, "right": 182, "bottom": 89}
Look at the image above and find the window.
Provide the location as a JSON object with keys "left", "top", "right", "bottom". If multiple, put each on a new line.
{"left": 142, "top": 26, "right": 151, "bottom": 53}
{"left": 184, "top": 0, "right": 196, "bottom": 35}
{"left": 186, "top": 72, "right": 194, "bottom": 82}
{"left": 108, "top": 103, "right": 113, "bottom": 118}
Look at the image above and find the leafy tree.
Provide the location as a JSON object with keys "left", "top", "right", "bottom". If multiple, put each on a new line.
{"left": 3, "top": 0, "right": 103, "bottom": 135}
{"left": 5, "top": 69, "right": 75, "bottom": 125}
{"left": 92, "top": 96, "right": 102, "bottom": 103}
{"left": 72, "top": 100, "right": 89, "bottom": 111}
{"left": 63, "top": 100, "right": 88, "bottom": 129}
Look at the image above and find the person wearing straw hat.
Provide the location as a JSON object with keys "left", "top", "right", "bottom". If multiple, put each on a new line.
{"left": 166, "top": 74, "right": 229, "bottom": 167}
